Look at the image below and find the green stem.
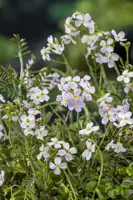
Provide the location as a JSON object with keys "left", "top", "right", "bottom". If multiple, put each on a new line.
{"left": 77, "top": 112, "right": 80, "bottom": 130}
{"left": 18, "top": 51, "right": 24, "bottom": 97}
{"left": 114, "top": 64, "right": 120, "bottom": 76}
{"left": 64, "top": 170, "right": 77, "bottom": 200}
{"left": 91, "top": 141, "right": 104, "bottom": 199}
{"left": 86, "top": 59, "right": 99, "bottom": 90}
{"left": 49, "top": 105, "right": 65, "bottom": 124}
{"left": 62, "top": 53, "right": 74, "bottom": 76}
{"left": 25, "top": 138, "right": 36, "bottom": 177}
{"left": 51, "top": 59, "right": 65, "bottom": 65}
{"left": 99, "top": 65, "right": 103, "bottom": 93}
{"left": 91, "top": 123, "right": 110, "bottom": 167}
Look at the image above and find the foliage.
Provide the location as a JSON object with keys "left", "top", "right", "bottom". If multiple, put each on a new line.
{"left": 0, "top": 11, "right": 133, "bottom": 200}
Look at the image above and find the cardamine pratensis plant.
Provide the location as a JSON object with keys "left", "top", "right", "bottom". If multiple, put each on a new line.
{"left": 0, "top": 11, "right": 133, "bottom": 200}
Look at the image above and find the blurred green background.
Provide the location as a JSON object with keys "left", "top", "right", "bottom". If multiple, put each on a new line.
{"left": 0, "top": 0, "right": 133, "bottom": 66}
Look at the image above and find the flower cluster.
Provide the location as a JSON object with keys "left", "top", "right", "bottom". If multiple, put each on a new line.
{"left": 41, "top": 11, "right": 95, "bottom": 62}
{"left": 27, "top": 86, "right": 50, "bottom": 105}
{"left": 97, "top": 94, "right": 133, "bottom": 127}
{"left": 37, "top": 137, "right": 77, "bottom": 175}
{"left": 81, "top": 31, "right": 121, "bottom": 68}
{"left": 41, "top": 36, "right": 65, "bottom": 62}
{"left": 56, "top": 75, "right": 95, "bottom": 112}
{"left": 20, "top": 111, "right": 48, "bottom": 139}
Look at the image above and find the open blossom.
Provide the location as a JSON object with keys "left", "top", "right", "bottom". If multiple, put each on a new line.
{"left": 35, "top": 126, "right": 48, "bottom": 140}
{"left": 23, "top": 128, "right": 35, "bottom": 136}
{"left": 111, "top": 30, "right": 127, "bottom": 42}
{"left": 20, "top": 114, "right": 35, "bottom": 129}
{"left": 27, "top": 87, "right": 49, "bottom": 104}
{"left": 79, "top": 122, "right": 99, "bottom": 136}
{"left": 114, "top": 143, "right": 126, "bottom": 153}
{"left": 118, "top": 111, "right": 133, "bottom": 127}
{"left": 117, "top": 70, "right": 133, "bottom": 83}
{"left": 61, "top": 35, "right": 76, "bottom": 45}
{"left": 37, "top": 145, "right": 50, "bottom": 160}
{"left": 47, "top": 137, "right": 64, "bottom": 149}
{"left": 100, "top": 38, "right": 114, "bottom": 54}
{"left": 82, "top": 141, "right": 95, "bottom": 161}
{"left": 0, "top": 124, "right": 3, "bottom": 139}
{"left": 106, "top": 52, "right": 119, "bottom": 68}
{"left": 74, "top": 13, "right": 95, "bottom": 33}
{"left": 0, "top": 170, "right": 5, "bottom": 186}
{"left": 105, "top": 140, "right": 115, "bottom": 151}
{"left": 47, "top": 35, "right": 64, "bottom": 55}
{"left": 57, "top": 75, "right": 95, "bottom": 112}
{"left": 124, "top": 83, "right": 133, "bottom": 93}
{"left": 97, "top": 93, "right": 113, "bottom": 107}
{"left": 58, "top": 142, "right": 77, "bottom": 161}
{"left": 106, "top": 141, "right": 126, "bottom": 153}
{"left": 49, "top": 157, "right": 67, "bottom": 175}
{"left": 41, "top": 47, "right": 51, "bottom": 61}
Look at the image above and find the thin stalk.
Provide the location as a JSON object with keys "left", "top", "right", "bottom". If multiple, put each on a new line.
{"left": 49, "top": 105, "right": 65, "bottom": 124}
{"left": 114, "top": 63, "right": 120, "bottom": 76}
{"left": 62, "top": 53, "right": 74, "bottom": 76}
{"left": 77, "top": 112, "right": 80, "bottom": 130}
{"left": 99, "top": 65, "right": 103, "bottom": 93}
{"left": 86, "top": 59, "right": 99, "bottom": 90}
{"left": 91, "top": 123, "right": 110, "bottom": 167}
{"left": 51, "top": 59, "right": 65, "bottom": 65}
{"left": 64, "top": 170, "right": 77, "bottom": 200}
{"left": 18, "top": 51, "right": 24, "bottom": 97}
{"left": 92, "top": 141, "right": 104, "bottom": 199}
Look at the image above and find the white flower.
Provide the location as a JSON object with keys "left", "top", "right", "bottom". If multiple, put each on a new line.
{"left": 28, "top": 108, "right": 41, "bottom": 115}
{"left": 106, "top": 52, "right": 119, "bottom": 68}
{"left": 117, "top": 70, "right": 133, "bottom": 83}
{"left": 82, "top": 141, "right": 95, "bottom": 160}
{"left": 124, "top": 83, "right": 133, "bottom": 93}
{"left": 100, "top": 38, "right": 114, "bottom": 54}
{"left": 79, "top": 122, "right": 99, "bottom": 136}
{"left": 0, "top": 124, "right": 3, "bottom": 139}
{"left": 28, "top": 87, "right": 50, "bottom": 104}
{"left": 58, "top": 142, "right": 77, "bottom": 161}
{"left": 23, "top": 127, "right": 35, "bottom": 136}
{"left": 118, "top": 111, "right": 133, "bottom": 127}
{"left": 97, "top": 93, "right": 113, "bottom": 107}
{"left": 47, "top": 137, "right": 64, "bottom": 149}
{"left": 61, "top": 35, "right": 76, "bottom": 45}
{"left": 0, "top": 94, "right": 5, "bottom": 103}
{"left": 114, "top": 143, "right": 126, "bottom": 153}
{"left": 75, "top": 13, "right": 91, "bottom": 27}
{"left": 0, "top": 170, "right": 5, "bottom": 186}
{"left": 35, "top": 126, "right": 48, "bottom": 140}
{"left": 105, "top": 140, "right": 115, "bottom": 150}
{"left": 20, "top": 114, "right": 35, "bottom": 129}
{"left": 52, "top": 44, "right": 64, "bottom": 55}
{"left": 41, "top": 47, "right": 51, "bottom": 61}
{"left": 49, "top": 157, "right": 67, "bottom": 175}
{"left": 37, "top": 145, "right": 50, "bottom": 160}
{"left": 111, "top": 30, "right": 127, "bottom": 42}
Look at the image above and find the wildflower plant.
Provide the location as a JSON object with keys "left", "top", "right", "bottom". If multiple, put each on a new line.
{"left": 0, "top": 11, "right": 133, "bottom": 200}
